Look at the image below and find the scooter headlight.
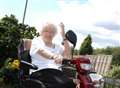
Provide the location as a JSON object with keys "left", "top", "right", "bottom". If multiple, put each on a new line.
{"left": 80, "top": 64, "right": 92, "bottom": 70}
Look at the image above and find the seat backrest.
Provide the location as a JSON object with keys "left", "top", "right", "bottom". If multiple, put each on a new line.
{"left": 20, "top": 39, "right": 32, "bottom": 62}
{"left": 23, "top": 39, "right": 32, "bottom": 51}
{"left": 19, "top": 39, "right": 32, "bottom": 77}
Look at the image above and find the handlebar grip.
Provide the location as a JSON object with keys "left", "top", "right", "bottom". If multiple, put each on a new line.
{"left": 62, "top": 59, "right": 71, "bottom": 65}
{"left": 21, "top": 60, "right": 38, "bottom": 70}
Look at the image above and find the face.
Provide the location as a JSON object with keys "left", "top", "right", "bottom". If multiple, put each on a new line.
{"left": 41, "top": 25, "right": 56, "bottom": 41}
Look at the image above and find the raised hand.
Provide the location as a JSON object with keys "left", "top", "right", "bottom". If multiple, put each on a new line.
{"left": 59, "top": 22, "right": 65, "bottom": 39}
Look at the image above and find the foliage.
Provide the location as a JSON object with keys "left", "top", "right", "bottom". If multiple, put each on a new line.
{"left": 0, "top": 15, "right": 20, "bottom": 69}
{"left": 111, "top": 47, "right": 120, "bottom": 66}
{"left": 0, "top": 58, "right": 20, "bottom": 88}
{"left": 18, "top": 23, "right": 39, "bottom": 39}
{"left": 93, "top": 46, "right": 113, "bottom": 55}
{"left": 93, "top": 47, "right": 120, "bottom": 66}
{"left": 79, "top": 34, "right": 93, "bottom": 55}
{"left": 104, "top": 65, "right": 120, "bottom": 79}
{"left": 73, "top": 49, "right": 79, "bottom": 55}
{"left": 0, "top": 14, "right": 39, "bottom": 87}
{"left": 0, "top": 15, "right": 21, "bottom": 61}
{"left": 0, "top": 14, "right": 39, "bottom": 67}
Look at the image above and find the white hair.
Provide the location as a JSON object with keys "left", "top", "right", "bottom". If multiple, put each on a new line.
{"left": 39, "top": 22, "right": 57, "bottom": 35}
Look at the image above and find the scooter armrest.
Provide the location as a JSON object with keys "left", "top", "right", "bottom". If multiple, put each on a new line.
{"left": 21, "top": 60, "right": 38, "bottom": 70}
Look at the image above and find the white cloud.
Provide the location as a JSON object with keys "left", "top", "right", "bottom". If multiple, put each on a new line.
{"left": 1, "top": 0, "right": 120, "bottom": 49}
{"left": 3, "top": 0, "right": 118, "bottom": 49}
{"left": 56, "top": 0, "right": 120, "bottom": 48}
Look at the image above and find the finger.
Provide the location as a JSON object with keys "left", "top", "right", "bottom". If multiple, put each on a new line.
{"left": 60, "top": 22, "right": 63, "bottom": 25}
{"left": 59, "top": 22, "right": 64, "bottom": 27}
{"left": 55, "top": 59, "right": 62, "bottom": 64}
{"left": 54, "top": 60, "right": 60, "bottom": 64}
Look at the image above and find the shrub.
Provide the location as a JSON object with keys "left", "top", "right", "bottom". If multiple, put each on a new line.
{"left": 105, "top": 65, "right": 120, "bottom": 79}
{"left": 0, "top": 58, "right": 20, "bottom": 88}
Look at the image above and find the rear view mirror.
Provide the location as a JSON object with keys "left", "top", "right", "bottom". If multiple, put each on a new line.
{"left": 65, "top": 30, "right": 77, "bottom": 47}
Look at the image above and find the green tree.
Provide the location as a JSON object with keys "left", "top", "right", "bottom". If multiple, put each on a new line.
{"left": 0, "top": 14, "right": 39, "bottom": 67}
{"left": 79, "top": 34, "right": 93, "bottom": 55}
{"left": 93, "top": 46, "right": 112, "bottom": 55}
{"left": 0, "top": 15, "right": 21, "bottom": 64}
{"left": 18, "top": 23, "right": 39, "bottom": 39}
{"left": 73, "top": 49, "right": 79, "bottom": 55}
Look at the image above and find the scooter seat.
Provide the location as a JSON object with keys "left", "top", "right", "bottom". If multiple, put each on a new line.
{"left": 22, "top": 78, "right": 46, "bottom": 88}
{"left": 30, "top": 68, "right": 75, "bottom": 88}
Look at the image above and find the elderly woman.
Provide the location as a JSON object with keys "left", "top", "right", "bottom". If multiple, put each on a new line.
{"left": 30, "top": 22, "right": 71, "bottom": 72}
{"left": 29, "top": 22, "right": 79, "bottom": 88}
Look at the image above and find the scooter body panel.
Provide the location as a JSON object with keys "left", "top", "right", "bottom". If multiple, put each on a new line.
{"left": 78, "top": 74, "right": 95, "bottom": 88}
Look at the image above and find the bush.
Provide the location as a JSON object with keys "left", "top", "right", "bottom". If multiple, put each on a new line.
{"left": 0, "top": 58, "right": 20, "bottom": 88}
{"left": 105, "top": 65, "right": 120, "bottom": 79}
{"left": 0, "top": 14, "right": 39, "bottom": 68}
{"left": 0, "top": 14, "right": 39, "bottom": 88}
{"left": 111, "top": 48, "right": 120, "bottom": 66}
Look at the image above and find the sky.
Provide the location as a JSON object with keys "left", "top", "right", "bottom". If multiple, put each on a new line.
{"left": 0, "top": 0, "right": 120, "bottom": 49}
